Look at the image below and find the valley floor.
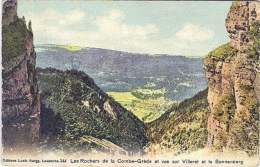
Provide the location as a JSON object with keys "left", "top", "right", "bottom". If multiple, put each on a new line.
{"left": 107, "top": 91, "right": 175, "bottom": 122}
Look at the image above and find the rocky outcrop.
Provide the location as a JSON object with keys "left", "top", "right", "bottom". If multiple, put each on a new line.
{"left": 2, "top": 0, "right": 40, "bottom": 152}
{"left": 2, "top": 0, "right": 17, "bottom": 25}
{"left": 204, "top": 1, "right": 259, "bottom": 155}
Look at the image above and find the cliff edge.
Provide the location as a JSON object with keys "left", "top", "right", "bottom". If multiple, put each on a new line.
{"left": 204, "top": 1, "right": 260, "bottom": 155}
{"left": 2, "top": 0, "right": 40, "bottom": 152}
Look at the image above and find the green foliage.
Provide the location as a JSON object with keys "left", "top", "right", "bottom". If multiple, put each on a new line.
{"left": 206, "top": 43, "right": 237, "bottom": 60}
{"left": 213, "top": 94, "right": 236, "bottom": 124}
{"left": 2, "top": 18, "right": 27, "bottom": 65}
{"left": 209, "top": 94, "right": 236, "bottom": 150}
{"left": 38, "top": 68, "right": 147, "bottom": 153}
{"left": 229, "top": 117, "right": 259, "bottom": 156}
{"left": 131, "top": 87, "right": 166, "bottom": 99}
{"left": 147, "top": 89, "right": 209, "bottom": 154}
{"left": 248, "top": 22, "right": 260, "bottom": 60}
{"left": 228, "top": 86, "right": 259, "bottom": 156}
{"left": 57, "top": 45, "right": 82, "bottom": 52}
{"left": 242, "top": 89, "right": 258, "bottom": 111}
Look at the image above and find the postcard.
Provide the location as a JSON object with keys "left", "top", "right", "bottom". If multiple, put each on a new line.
{"left": 1, "top": 0, "right": 259, "bottom": 167}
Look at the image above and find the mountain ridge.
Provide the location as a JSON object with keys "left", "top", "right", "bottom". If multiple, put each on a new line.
{"left": 36, "top": 44, "right": 207, "bottom": 101}
{"left": 35, "top": 44, "right": 201, "bottom": 58}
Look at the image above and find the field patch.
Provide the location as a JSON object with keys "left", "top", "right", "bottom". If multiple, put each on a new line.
{"left": 107, "top": 91, "right": 175, "bottom": 122}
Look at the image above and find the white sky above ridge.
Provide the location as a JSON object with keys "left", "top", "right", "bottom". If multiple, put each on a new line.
{"left": 18, "top": 1, "right": 232, "bottom": 57}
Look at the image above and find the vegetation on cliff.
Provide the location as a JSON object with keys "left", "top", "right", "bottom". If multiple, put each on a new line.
{"left": 147, "top": 89, "right": 209, "bottom": 154}
{"left": 2, "top": 0, "right": 42, "bottom": 153}
{"left": 204, "top": 7, "right": 259, "bottom": 155}
{"left": 206, "top": 43, "right": 238, "bottom": 60}
{"left": 228, "top": 22, "right": 260, "bottom": 156}
{"left": 37, "top": 68, "right": 148, "bottom": 153}
{"left": 2, "top": 19, "right": 26, "bottom": 57}
{"left": 248, "top": 22, "right": 260, "bottom": 60}
{"left": 204, "top": 42, "right": 259, "bottom": 155}
{"left": 2, "top": 18, "right": 28, "bottom": 69}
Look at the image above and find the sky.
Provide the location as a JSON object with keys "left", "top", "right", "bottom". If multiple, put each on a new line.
{"left": 18, "top": 1, "right": 232, "bottom": 57}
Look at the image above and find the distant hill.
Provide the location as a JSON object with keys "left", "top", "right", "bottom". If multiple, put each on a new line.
{"left": 36, "top": 44, "right": 207, "bottom": 101}
{"left": 37, "top": 68, "right": 148, "bottom": 153}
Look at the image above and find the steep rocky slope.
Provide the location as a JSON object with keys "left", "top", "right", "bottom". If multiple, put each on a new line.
{"left": 2, "top": 0, "right": 40, "bottom": 152}
{"left": 147, "top": 89, "right": 209, "bottom": 155}
{"left": 204, "top": 1, "right": 259, "bottom": 155}
{"left": 37, "top": 68, "right": 148, "bottom": 153}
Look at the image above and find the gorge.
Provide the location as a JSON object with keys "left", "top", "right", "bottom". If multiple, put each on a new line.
{"left": 1, "top": 0, "right": 259, "bottom": 158}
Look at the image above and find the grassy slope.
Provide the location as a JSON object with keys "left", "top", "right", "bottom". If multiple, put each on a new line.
{"left": 107, "top": 91, "right": 175, "bottom": 123}
{"left": 147, "top": 89, "right": 209, "bottom": 155}
{"left": 206, "top": 42, "right": 237, "bottom": 59}
{"left": 57, "top": 45, "right": 82, "bottom": 52}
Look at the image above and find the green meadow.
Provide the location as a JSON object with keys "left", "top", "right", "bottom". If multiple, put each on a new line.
{"left": 57, "top": 44, "right": 82, "bottom": 52}
{"left": 107, "top": 91, "right": 175, "bottom": 123}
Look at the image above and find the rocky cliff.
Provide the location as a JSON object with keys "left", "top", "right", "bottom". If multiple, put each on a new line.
{"left": 204, "top": 1, "right": 260, "bottom": 155}
{"left": 2, "top": 0, "right": 40, "bottom": 152}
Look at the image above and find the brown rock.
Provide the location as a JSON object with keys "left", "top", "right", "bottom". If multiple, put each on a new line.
{"left": 205, "top": 1, "right": 259, "bottom": 155}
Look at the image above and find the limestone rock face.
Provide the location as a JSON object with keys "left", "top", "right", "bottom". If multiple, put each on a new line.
{"left": 226, "top": 1, "right": 260, "bottom": 51}
{"left": 204, "top": 1, "right": 259, "bottom": 155}
{"left": 2, "top": 0, "right": 40, "bottom": 152}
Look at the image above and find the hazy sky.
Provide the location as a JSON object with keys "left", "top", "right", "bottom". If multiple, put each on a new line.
{"left": 18, "top": 1, "right": 232, "bottom": 57}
